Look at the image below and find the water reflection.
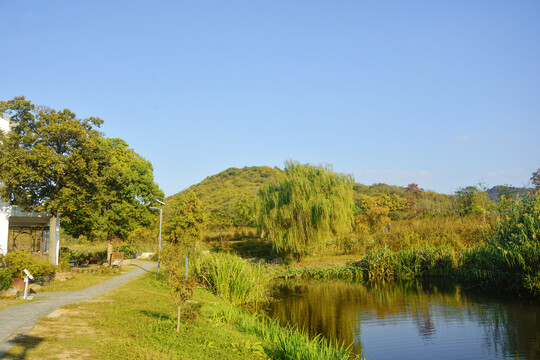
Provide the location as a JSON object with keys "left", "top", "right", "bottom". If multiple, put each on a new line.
{"left": 266, "top": 279, "right": 540, "bottom": 360}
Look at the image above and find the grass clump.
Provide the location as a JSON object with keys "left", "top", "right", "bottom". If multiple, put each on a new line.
{"left": 215, "top": 306, "right": 361, "bottom": 360}
{"left": 193, "top": 251, "right": 272, "bottom": 305}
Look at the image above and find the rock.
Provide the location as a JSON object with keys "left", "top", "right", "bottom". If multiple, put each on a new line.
{"left": 54, "top": 272, "right": 74, "bottom": 281}
{"left": 10, "top": 278, "right": 25, "bottom": 292}
{"left": 0, "top": 286, "right": 18, "bottom": 298}
{"left": 29, "top": 283, "right": 42, "bottom": 293}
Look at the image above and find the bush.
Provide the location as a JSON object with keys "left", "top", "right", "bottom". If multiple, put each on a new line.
{"left": 4, "top": 251, "right": 56, "bottom": 280}
{"left": 58, "top": 247, "right": 72, "bottom": 272}
{"left": 114, "top": 244, "right": 146, "bottom": 259}
{"left": 0, "top": 268, "right": 13, "bottom": 291}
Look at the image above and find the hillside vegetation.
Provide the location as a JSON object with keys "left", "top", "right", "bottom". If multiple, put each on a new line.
{"left": 165, "top": 166, "right": 282, "bottom": 230}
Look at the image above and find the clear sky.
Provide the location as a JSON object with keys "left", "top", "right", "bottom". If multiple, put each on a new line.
{"left": 1, "top": 1, "right": 539, "bottom": 196}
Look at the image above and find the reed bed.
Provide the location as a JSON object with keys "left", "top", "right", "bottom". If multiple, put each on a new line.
{"left": 193, "top": 251, "right": 273, "bottom": 305}
{"left": 215, "top": 306, "right": 362, "bottom": 360}
{"left": 348, "top": 194, "right": 540, "bottom": 297}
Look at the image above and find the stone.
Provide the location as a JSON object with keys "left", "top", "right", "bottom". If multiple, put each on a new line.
{"left": 28, "top": 283, "right": 42, "bottom": 293}
{"left": 54, "top": 272, "right": 74, "bottom": 281}
{"left": 0, "top": 286, "right": 18, "bottom": 298}
{"left": 10, "top": 278, "right": 25, "bottom": 292}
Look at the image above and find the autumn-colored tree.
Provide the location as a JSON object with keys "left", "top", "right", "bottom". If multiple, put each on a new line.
{"left": 355, "top": 194, "right": 392, "bottom": 232}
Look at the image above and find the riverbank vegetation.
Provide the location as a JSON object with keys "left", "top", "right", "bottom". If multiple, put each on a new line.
{"left": 3, "top": 269, "right": 359, "bottom": 360}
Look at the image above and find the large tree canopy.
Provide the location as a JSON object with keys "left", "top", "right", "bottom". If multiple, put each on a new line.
{"left": 0, "top": 96, "right": 103, "bottom": 214}
{"left": 0, "top": 97, "right": 163, "bottom": 260}
{"left": 255, "top": 161, "right": 354, "bottom": 261}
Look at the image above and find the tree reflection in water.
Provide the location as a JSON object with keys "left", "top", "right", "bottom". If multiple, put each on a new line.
{"left": 266, "top": 279, "right": 540, "bottom": 360}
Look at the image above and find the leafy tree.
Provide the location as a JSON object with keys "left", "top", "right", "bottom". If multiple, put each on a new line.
{"left": 355, "top": 194, "right": 393, "bottom": 231}
{"left": 532, "top": 168, "right": 540, "bottom": 191}
{"left": 0, "top": 96, "right": 102, "bottom": 215}
{"left": 164, "top": 192, "right": 206, "bottom": 245}
{"left": 0, "top": 97, "right": 163, "bottom": 262}
{"left": 255, "top": 161, "right": 354, "bottom": 261}
{"left": 456, "top": 184, "right": 494, "bottom": 221}
{"left": 64, "top": 137, "right": 163, "bottom": 262}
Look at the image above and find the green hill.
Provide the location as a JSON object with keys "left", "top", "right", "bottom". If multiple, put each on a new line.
{"left": 165, "top": 166, "right": 283, "bottom": 228}
{"left": 165, "top": 166, "right": 461, "bottom": 231}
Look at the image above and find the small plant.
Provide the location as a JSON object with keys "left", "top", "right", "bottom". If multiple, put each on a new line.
{"left": 161, "top": 242, "right": 197, "bottom": 331}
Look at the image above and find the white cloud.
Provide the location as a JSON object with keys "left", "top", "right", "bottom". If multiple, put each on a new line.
{"left": 455, "top": 134, "right": 471, "bottom": 141}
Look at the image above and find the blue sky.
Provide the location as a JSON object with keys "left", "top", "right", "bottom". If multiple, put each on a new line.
{"left": 1, "top": 1, "right": 539, "bottom": 196}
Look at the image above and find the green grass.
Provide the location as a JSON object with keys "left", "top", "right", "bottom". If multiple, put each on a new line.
{"left": 4, "top": 269, "right": 360, "bottom": 360}
{"left": 0, "top": 297, "right": 40, "bottom": 311}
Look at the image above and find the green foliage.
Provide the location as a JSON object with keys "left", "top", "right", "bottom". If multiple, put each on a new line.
{"left": 4, "top": 251, "right": 56, "bottom": 279}
{"left": 215, "top": 306, "right": 359, "bottom": 360}
{"left": 355, "top": 247, "right": 458, "bottom": 280}
{"left": 164, "top": 192, "right": 206, "bottom": 244}
{"left": 193, "top": 252, "right": 272, "bottom": 306}
{"left": 64, "top": 137, "right": 163, "bottom": 243}
{"left": 58, "top": 247, "right": 72, "bottom": 272}
{"left": 114, "top": 244, "right": 147, "bottom": 259}
{"left": 0, "top": 97, "right": 163, "bottom": 257}
{"left": 165, "top": 166, "right": 282, "bottom": 230}
{"left": 161, "top": 242, "right": 197, "bottom": 330}
{"left": 456, "top": 185, "right": 494, "bottom": 217}
{"left": 0, "top": 267, "right": 13, "bottom": 291}
{"left": 0, "top": 96, "right": 103, "bottom": 214}
{"left": 256, "top": 161, "right": 355, "bottom": 261}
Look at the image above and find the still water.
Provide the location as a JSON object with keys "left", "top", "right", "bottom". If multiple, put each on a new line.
{"left": 266, "top": 279, "right": 540, "bottom": 360}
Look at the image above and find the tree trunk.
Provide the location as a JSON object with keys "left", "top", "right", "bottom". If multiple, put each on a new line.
{"left": 177, "top": 306, "right": 181, "bottom": 332}
{"left": 107, "top": 233, "right": 113, "bottom": 267}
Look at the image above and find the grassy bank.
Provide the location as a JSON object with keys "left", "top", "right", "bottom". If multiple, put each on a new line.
{"left": 5, "top": 269, "right": 360, "bottom": 360}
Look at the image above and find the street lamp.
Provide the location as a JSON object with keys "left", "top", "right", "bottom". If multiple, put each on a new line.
{"left": 149, "top": 199, "right": 165, "bottom": 274}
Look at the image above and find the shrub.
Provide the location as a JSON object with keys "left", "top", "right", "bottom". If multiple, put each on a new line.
{"left": 0, "top": 268, "right": 13, "bottom": 291}
{"left": 4, "top": 251, "right": 56, "bottom": 279}
{"left": 58, "top": 247, "right": 72, "bottom": 272}
{"left": 114, "top": 244, "right": 147, "bottom": 259}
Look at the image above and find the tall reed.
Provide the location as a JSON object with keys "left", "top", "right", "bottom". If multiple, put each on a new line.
{"left": 193, "top": 252, "right": 273, "bottom": 305}
{"left": 215, "top": 306, "right": 361, "bottom": 360}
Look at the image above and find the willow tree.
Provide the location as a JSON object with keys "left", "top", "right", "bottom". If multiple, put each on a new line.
{"left": 255, "top": 161, "right": 354, "bottom": 261}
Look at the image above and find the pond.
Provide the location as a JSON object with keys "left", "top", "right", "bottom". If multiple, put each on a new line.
{"left": 265, "top": 279, "right": 540, "bottom": 360}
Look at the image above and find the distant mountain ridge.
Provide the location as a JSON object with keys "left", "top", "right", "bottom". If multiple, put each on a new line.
{"left": 486, "top": 185, "right": 535, "bottom": 203}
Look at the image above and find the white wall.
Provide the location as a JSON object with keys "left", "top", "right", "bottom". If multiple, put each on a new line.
{"left": 0, "top": 115, "right": 9, "bottom": 133}
{"left": 0, "top": 116, "right": 9, "bottom": 254}
{"left": 0, "top": 204, "right": 10, "bottom": 255}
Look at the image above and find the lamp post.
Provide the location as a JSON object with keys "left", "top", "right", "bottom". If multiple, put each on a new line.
{"left": 149, "top": 199, "right": 165, "bottom": 274}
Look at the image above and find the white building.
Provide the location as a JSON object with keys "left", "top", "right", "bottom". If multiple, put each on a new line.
{"left": 0, "top": 115, "right": 59, "bottom": 265}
